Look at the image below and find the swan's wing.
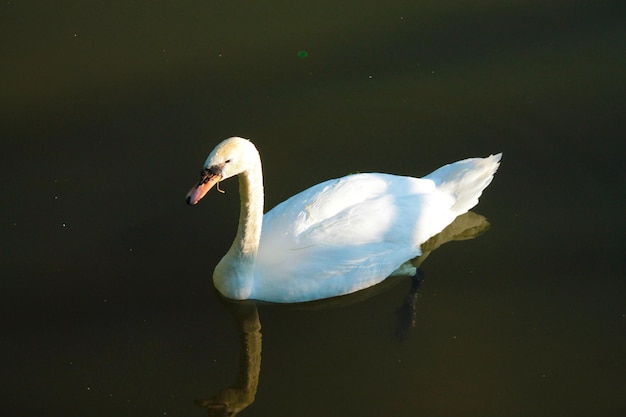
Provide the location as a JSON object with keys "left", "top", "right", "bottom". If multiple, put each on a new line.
{"left": 261, "top": 173, "right": 440, "bottom": 237}
{"left": 254, "top": 173, "right": 456, "bottom": 302}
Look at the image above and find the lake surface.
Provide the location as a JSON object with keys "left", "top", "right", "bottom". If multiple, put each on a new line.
{"left": 2, "top": 1, "right": 625, "bottom": 416}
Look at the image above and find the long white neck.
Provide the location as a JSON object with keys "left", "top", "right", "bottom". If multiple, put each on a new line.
{"left": 214, "top": 152, "right": 264, "bottom": 300}
{"left": 230, "top": 161, "right": 264, "bottom": 258}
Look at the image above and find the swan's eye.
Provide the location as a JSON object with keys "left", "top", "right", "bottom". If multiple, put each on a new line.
{"left": 225, "top": 159, "right": 231, "bottom": 164}
{"left": 198, "top": 169, "right": 212, "bottom": 185}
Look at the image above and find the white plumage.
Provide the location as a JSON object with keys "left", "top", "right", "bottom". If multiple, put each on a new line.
{"left": 186, "top": 137, "right": 501, "bottom": 303}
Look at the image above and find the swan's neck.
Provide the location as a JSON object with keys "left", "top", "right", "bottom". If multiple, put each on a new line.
{"left": 231, "top": 163, "right": 264, "bottom": 258}
{"left": 214, "top": 154, "right": 264, "bottom": 300}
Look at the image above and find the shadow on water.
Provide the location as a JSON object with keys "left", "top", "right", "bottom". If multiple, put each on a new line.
{"left": 195, "top": 211, "right": 489, "bottom": 416}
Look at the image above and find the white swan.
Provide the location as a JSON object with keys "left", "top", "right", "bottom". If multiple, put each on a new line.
{"left": 186, "top": 137, "right": 501, "bottom": 303}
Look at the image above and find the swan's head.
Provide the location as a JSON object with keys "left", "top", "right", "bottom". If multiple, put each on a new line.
{"left": 186, "top": 137, "right": 259, "bottom": 205}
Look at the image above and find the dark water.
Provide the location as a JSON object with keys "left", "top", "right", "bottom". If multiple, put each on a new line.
{"left": 2, "top": 1, "right": 625, "bottom": 416}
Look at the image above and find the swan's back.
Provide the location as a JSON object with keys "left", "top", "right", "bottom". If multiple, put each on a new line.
{"left": 252, "top": 154, "right": 501, "bottom": 302}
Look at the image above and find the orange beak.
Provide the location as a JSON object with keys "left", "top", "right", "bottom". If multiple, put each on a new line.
{"left": 186, "top": 174, "right": 222, "bottom": 205}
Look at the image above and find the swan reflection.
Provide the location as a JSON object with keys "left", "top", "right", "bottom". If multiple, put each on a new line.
{"left": 195, "top": 211, "right": 489, "bottom": 416}
{"left": 195, "top": 301, "right": 261, "bottom": 417}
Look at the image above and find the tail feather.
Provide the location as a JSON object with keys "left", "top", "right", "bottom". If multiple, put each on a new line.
{"left": 424, "top": 153, "right": 502, "bottom": 215}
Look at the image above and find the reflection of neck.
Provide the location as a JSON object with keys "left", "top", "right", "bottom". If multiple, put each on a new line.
{"left": 197, "top": 302, "right": 262, "bottom": 416}
{"left": 234, "top": 305, "right": 262, "bottom": 401}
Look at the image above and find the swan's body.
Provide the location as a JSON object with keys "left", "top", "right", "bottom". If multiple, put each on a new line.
{"left": 186, "top": 137, "right": 501, "bottom": 303}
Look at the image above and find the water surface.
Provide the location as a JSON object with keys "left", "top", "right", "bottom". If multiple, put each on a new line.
{"left": 2, "top": 1, "right": 625, "bottom": 416}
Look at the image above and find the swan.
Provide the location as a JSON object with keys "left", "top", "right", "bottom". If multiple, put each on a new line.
{"left": 186, "top": 137, "right": 501, "bottom": 303}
